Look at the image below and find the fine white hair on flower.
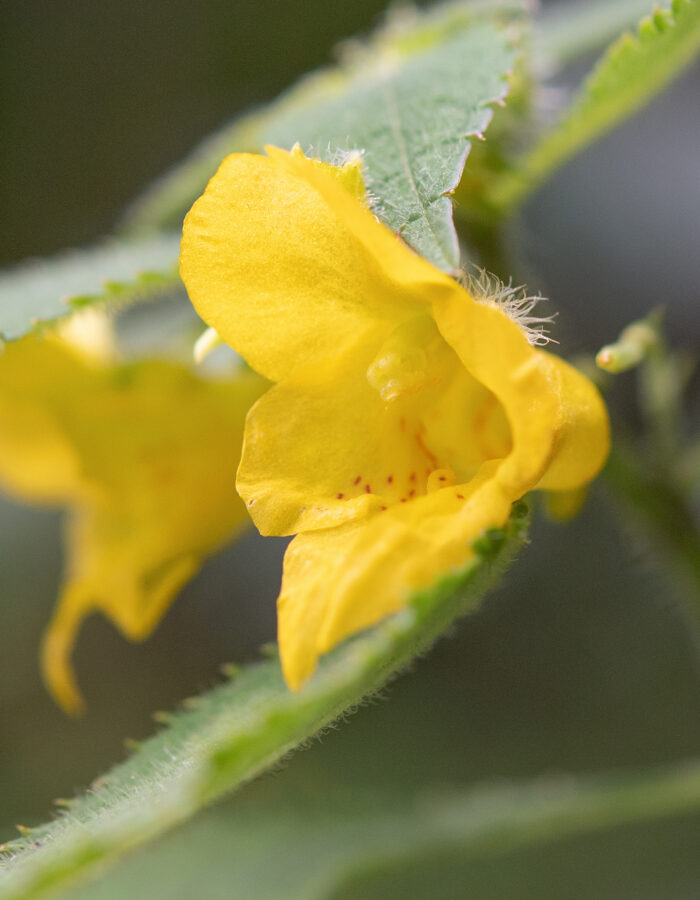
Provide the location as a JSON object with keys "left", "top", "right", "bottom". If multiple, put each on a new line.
{"left": 462, "top": 266, "right": 557, "bottom": 347}
{"left": 328, "top": 145, "right": 365, "bottom": 169}
{"left": 329, "top": 144, "right": 382, "bottom": 213}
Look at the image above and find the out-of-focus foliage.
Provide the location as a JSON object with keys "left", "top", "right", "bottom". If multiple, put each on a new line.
{"left": 58, "top": 762, "right": 700, "bottom": 900}
{"left": 0, "top": 515, "right": 526, "bottom": 899}
{"left": 0, "top": 236, "right": 180, "bottom": 343}
{"left": 482, "top": 0, "right": 700, "bottom": 215}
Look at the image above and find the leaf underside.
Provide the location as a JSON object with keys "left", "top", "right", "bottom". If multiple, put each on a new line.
{"left": 0, "top": 234, "right": 182, "bottom": 343}
{"left": 0, "top": 512, "right": 528, "bottom": 900}
{"left": 123, "top": 6, "right": 520, "bottom": 273}
{"left": 261, "top": 21, "right": 516, "bottom": 272}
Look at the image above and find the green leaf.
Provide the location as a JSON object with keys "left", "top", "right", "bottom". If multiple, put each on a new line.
{"left": 263, "top": 26, "right": 516, "bottom": 272}
{"left": 485, "top": 0, "right": 700, "bottom": 216}
{"left": 0, "top": 235, "right": 181, "bottom": 343}
{"left": 122, "top": 5, "right": 521, "bottom": 273}
{"left": 535, "top": 0, "right": 662, "bottom": 68}
{"left": 0, "top": 509, "right": 528, "bottom": 900}
{"left": 22, "top": 760, "right": 700, "bottom": 899}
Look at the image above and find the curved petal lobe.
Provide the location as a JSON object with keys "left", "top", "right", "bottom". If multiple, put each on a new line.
{"left": 180, "top": 148, "right": 453, "bottom": 382}
{"left": 278, "top": 461, "right": 510, "bottom": 690}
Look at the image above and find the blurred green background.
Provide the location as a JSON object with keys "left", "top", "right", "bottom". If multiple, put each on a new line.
{"left": 1, "top": 0, "right": 699, "bottom": 895}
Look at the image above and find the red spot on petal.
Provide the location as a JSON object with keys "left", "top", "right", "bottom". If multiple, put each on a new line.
{"left": 408, "top": 489, "right": 416, "bottom": 497}
{"left": 409, "top": 472, "right": 416, "bottom": 483}
{"left": 364, "top": 484, "right": 372, "bottom": 494}
{"left": 400, "top": 498, "right": 407, "bottom": 503}
{"left": 387, "top": 475, "right": 394, "bottom": 484}
{"left": 456, "top": 493, "right": 465, "bottom": 500}
{"left": 439, "top": 475, "right": 446, "bottom": 481}
{"left": 380, "top": 505, "right": 387, "bottom": 511}
{"left": 353, "top": 475, "right": 362, "bottom": 486}
{"left": 337, "top": 493, "right": 344, "bottom": 500}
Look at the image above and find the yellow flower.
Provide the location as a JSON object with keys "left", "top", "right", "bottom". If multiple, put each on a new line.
{"left": 180, "top": 146, "right": 610, "bottom": 690}
{"left": 0, "top": 331, "right": 264, "bottom": 714}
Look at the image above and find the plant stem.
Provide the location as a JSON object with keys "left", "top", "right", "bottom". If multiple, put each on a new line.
{"left": 605, "top": 439, "right": 700, "bottom": 601}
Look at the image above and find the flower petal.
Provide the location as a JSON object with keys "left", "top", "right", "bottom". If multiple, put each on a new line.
{"left": 41, "top": 514, "right": 199, "bottom": 716}
{"left": 531, "top": 354, "right": 610, "bottom": 492}
{"left": 277, "top": 293, "right": 609, "bottom": 689}
{"left": 0, "top": 336, "right": 264, "bottom": 713}
{"left": 238, "top": 327, "right": 512, "bottom": 536}
{"left": 277, "top": 461, "right": 509, "bottom": 690}
{"left": 0, "top": 337, "right": 90, "bottom": 502}
{"left": 432, "top": 291, "right": 609, "bottom": 498}
{"left": 237, "top": 334, "right": 388, "bottom": 536}
{"left": 180, "top": 147, "right": 453, "bottom": 383}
